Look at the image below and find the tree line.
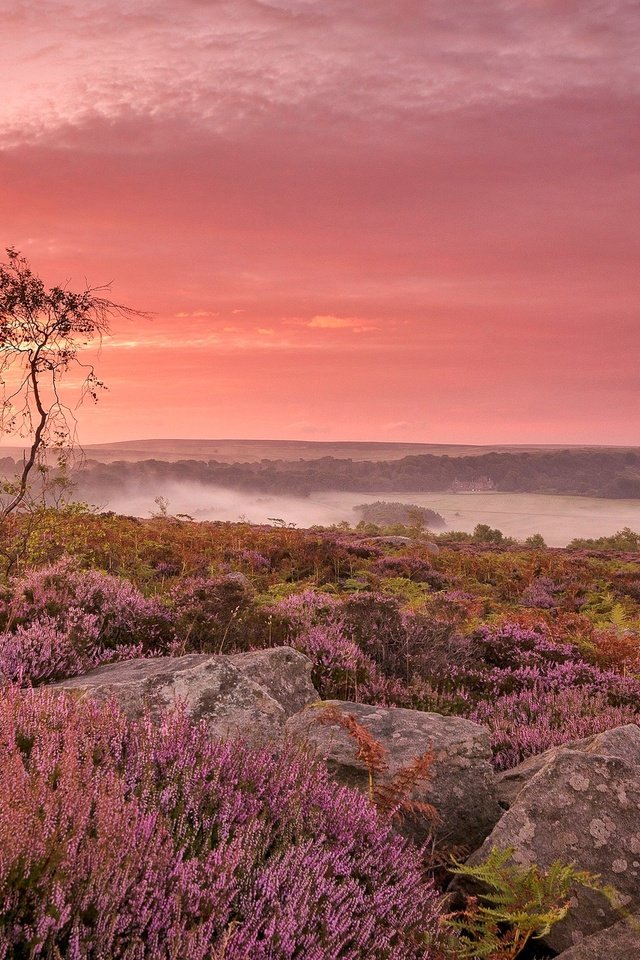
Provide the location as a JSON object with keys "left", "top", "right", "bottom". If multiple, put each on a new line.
{"left": 7, "top": 447, "right": 633, "bottom": 502}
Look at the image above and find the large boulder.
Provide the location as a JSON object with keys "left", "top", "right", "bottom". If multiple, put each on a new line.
{"left": 496, "top": 723, "right": 640, "bottom": 808}
{"left": 51, "top": 647, "right": 318, "bottom": 742}
{"left": 554, "top": 913, "right": 640, "bottom": 959}
{"left": 285, "top": 700, "right": 502, "bottom": 848}
{"left": 466, "top": 728, "right": 640, "bottom": 952}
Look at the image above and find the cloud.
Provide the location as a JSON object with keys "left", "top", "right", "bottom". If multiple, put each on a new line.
{"left": 2, "top": 0, "right": 639, "bottom": 148}
{"left": 2, "top": 0, "right": 638, "bottom": 444}
{"left": 308, "top": 315, "right": 377, "bottom": 331}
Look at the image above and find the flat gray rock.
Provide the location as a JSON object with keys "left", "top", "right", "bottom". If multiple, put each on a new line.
{"left": 285, "top": 700, "right": 501, "bottom": 848}
{"left": 51, "top": 647, "right": 318, "bottom": 742}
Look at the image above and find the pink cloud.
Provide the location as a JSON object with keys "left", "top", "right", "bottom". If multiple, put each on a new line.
{"left": 0, "top": 0, "right": 638, "bottom": 443}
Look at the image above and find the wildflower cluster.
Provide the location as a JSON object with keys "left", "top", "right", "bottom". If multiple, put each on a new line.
{"left": 0, "top": 559, "right": 175, "bottom": 685}
{"left": 0, "top": 688, "right": 445, "bottom": 959}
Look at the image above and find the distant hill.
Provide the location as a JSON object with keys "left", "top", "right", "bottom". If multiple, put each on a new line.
{"left": 1, "top": 438, "right": 636, "bottom": 465}
{"left": 1, "top": 442, "right": 638, "bottom": 503}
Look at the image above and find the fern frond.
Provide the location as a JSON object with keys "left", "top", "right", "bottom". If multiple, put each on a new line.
{"left": 373, "top": 750, "right": 437, "bottom": 820}
{"left": 609, "top": 602, "right": 629, "bottom": 627}
{"left": 446, "top": 847, "right": 605, "bottom": 960}
{"left": 313, "top": 708, "right": 440, "bottom": 827}
{"left": 315, "top": 706, "right": 388, "bottom": 775}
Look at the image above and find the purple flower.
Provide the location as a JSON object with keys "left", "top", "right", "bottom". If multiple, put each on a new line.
{"left": 0, "top": 688, "right": 445, "bottom": 958}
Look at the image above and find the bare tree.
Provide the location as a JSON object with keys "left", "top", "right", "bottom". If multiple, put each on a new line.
{"left": 0, "top": 247, "right": 141, "bottom": 518}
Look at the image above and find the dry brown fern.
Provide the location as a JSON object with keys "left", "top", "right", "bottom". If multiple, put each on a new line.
{"left": 423, "top": 839, "right": 472, "bottom": 890}
{"left": 314, "top": 706, "right": 438, "bottom": 827}
{"left": 373, "top": 751, "right": 439, "bottom": 824}
{"left": 315, "top": 705, "right": 388, "bottom": 799}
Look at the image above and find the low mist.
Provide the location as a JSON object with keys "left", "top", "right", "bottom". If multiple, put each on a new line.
{"left": 94, "top": 483, "right": 640, "bottom": 547}
{"left": 98, "top": 482, "right": 350, "bottom": 529}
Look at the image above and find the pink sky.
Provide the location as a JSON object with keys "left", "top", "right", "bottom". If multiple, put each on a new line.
{"left": 1, "top": 0, "right": 639, "bottom": 445}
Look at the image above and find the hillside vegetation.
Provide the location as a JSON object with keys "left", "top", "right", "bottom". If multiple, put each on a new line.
{"left": 0, "top": 507, "right": 638, "bottom": 956}
{"left": 66, "top": 447, "right": 640, "bottom": 499}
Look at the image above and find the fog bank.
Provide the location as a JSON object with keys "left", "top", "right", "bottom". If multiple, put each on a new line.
{"left": 95, "top": 483, "right": 640, "bottom": 547}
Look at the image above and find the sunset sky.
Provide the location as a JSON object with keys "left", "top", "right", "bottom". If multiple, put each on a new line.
{"left": 2, "top": 0, "right": 639, "bottom": 445}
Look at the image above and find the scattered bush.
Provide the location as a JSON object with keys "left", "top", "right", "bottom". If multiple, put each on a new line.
{"left": 353, "top": 501, "right": 445, "bottom": 530}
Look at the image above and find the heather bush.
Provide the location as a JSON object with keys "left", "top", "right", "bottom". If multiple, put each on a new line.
{"left": 266, "top": 591, "right": 401, "bottom": 701}
{"left": 0, "top": 559, "right": 176, "bottom": 685}
{"left": 271, "top": 588, "right": 340, "bottom": 630}
{"left": 3, "top": 558, "right": 174, "bottom": 645}
{"left": 292, "top": 619, "right": 379, "bottom": 700}
{"left": 341, "top": 595, "right": 466, "bottom": 687}
{"left": 453, "top": 623, "right": 640, "bottom": 701}
{"left": 338, "top": 592, "right": 405, "bottom": 652}
{"left": 470, "top": 685, "right": 639, "bottom": 769}
{"left": 448, "top": 622, "right": 577, "bottom": 689}
{"left": 370, "top": 554, "right": 447, "bottom": 587}
{"left": 291, "top": 620, "right": 406, "bottom": 703}
{"left": 470, "top": 623, "right": 576, "bottom": 671}
{"left": 232, "top": 547, "right": 271, "bottom": 572}
{"left": 0, "top": 614, "right": 146, "bottom": 686}
{"left": 521, "top": 576, "right": 559, "bottom": 609}
{"left": 168, "top": 573, "right": 267, "bottom": 653}
{"left": 336, "top": 593, "right": 440, "bottom": 682}
{"left": 0, "top": 689, "right": 446, "bottom": 959}
{"left": 271, "top": 590, "right": 467, "bottom": 698}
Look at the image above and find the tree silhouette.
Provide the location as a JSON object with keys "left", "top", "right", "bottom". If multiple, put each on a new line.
{"left": 0, "top": 247, "right": 142, "bottom": 517}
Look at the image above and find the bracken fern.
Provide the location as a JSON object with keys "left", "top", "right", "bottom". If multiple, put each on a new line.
{"left": 445, "top": 846, "right": 602, "bottom": 959}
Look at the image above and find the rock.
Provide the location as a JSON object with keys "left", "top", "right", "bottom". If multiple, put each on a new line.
{"left": 227, "top": 647, "right": 318, "bottom": 716}
{"left": 285, "top": 700, "right": 502, "bottom": 848}
{"left": 222, "top": 571, "right": 253, "bottom": 590}
{"left": 554, "top": 913, "right": 640, "bottom": 959}
{"left": 496, "top": 724, "right": 640, "bottom": 808}
{"left": 51, "top": 647, "right": 318, "bottom": 742}
{"left": 466, "top": 733, "right": 640, "bottom": 952}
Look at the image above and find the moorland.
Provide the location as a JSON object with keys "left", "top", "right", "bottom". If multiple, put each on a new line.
{"left": 0, "top": 504, "right": 639, "bottom": 957}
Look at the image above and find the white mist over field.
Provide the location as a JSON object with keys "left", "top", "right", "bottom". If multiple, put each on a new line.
{"left": 99, "top": 483, "right": 640, "bottom": 547}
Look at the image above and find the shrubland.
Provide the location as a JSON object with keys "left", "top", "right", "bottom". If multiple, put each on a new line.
{"left": 0, "top": 506, "right": 638, "bottom": 957}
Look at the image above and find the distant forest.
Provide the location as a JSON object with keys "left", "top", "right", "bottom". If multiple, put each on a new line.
{"left": 354, "top": 501, "right": 446, "bottom": 528}
{"left": 0, "top": 447, "right": 632, "bottom": 502}
{"left": 0, "top": 448, "right": 638, "bottom": 502}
